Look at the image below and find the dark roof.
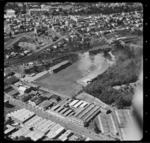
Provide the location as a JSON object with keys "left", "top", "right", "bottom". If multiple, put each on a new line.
{"left": 5, "top": 76, "right": 19, "bottom": 85}
{"left": 49, "top": 60, "right": 69, "bottom": 71}
{"left": 30, "top": 90, "right": 38, "bottom": 95}
{"left": 50, "top": 94, "right": 61, "bottom": 99}
{"left": 34, "top": 98, "right": 44, "bottom": 105}
{"left": 4, "top": 68, "right": 14, "bottom": 76}
{"left": 41, "top": 93, "right": 54, "bottom": 98}
{"left": 38, "top": 100, "right": 52, "bottom": 108}
{"left": 30, "top": 96, "right": 38, "bottom": 102}
{"left": 7, "top": 89, "right": 18, "bottom": 96}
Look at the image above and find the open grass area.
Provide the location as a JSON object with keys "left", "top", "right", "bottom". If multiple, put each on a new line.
{"left": 33, "top": 52, "right": 110, "bottom": 97}
{"left": 33, "top": 62, "right": 84, "bottom": 97}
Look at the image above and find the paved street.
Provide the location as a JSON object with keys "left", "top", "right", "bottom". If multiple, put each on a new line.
{"left": 8, "top": 96, "right": 113, "bottom": 140}
{"left": 7, "top": 35, "right": 68, "bottom": 66}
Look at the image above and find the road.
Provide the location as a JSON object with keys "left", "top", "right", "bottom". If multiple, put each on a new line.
{"left": 34, "top": 35, "right": 67, "bottom": 53}
{"left": 71, "top": 27, "right": 85, "bottom": 39}
{"left": 4, "top": 32, "right": 33, "bottom": 49}
{"left": 7, "top": 35, "right": 68, "bottom": 66}
{"left": 7, "top": 96, "right": 114, "bottom": 141}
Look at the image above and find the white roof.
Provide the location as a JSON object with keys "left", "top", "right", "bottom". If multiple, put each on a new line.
{"left": 7, "top": 9, "right": 15, "bottom": 13}
{"left": 18, "top": 86, "right": 27, "bottom": 92}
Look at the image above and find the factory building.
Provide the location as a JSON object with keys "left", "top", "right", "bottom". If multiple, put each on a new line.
{"left": 25, "top": 129, "right": 45, "bottom": 141}
{"left": 68, "top": 116, "right": 84, "bottom": 126}
{"left": 82, "top": 105, "right": 100, "bottom": 121}
{"left": 34, "top": 119, "right": 47, "bottom": 129}
{"left": 48, "top": 60, "right": 71, "bottom": 74}
{"left": 97, "top": 113, "right": 118, "bottom": 135}
{"left": 84, "top": 108, "right": 101, "bottom": 126}
{"left": 55, "top": 106, "right": 65, "bottom": 113}
{"left": 66, "top": 103, "right": 102, "bottom": 127}
{"left": 10, "top": 109, "right": 36, "bottom": 124}
{"left": 46, "top": 124, "right": 62, "bottom": 139}
{"left": 4, "top": 125, "right": 17, "bottom": 136}
{"left": 76, "top": 104, "right": 95, "bottom": 119}
{"left": 29, "top": 117, "right": 43, "bottom": 127}
{"left": 63, "top": 109, "right": 73, "bottom": 117}
{"left": 61, "top": 98, "right": 72, "bottom": 107}
{"left": 69, "top": 100, "right": 79, "bottom": 107}
{"left": 59, "top": 108, "right": 68, "bottom": 115}
{"left": 51, "top": 104, "right": 60, "bottom": 111}
{"left": 79, "top": 101, "right": 89, "bottom": 108}
{"left": 115, "top": 109, "right": 132, "bottom": 128}
{"left": 53, "top": 126, "right": 66, "bottom": 139}
{"left": 59, "top": 130, "right": 73, "bottom": 141}
{"left": 38, "top": 100, "right": 53, "bottom": 110}
{"left": 24, "top": 115, "right": 39, "bottom": 126}
{"left": 40, "top": 121, "right": 56, "bottom": 133}
{"left": 57, "top": 98, "right": 69, "bottom": 106}
{"left": 10, "top": 126, "right": 31, "bottom": 139}
{"left": 47, "top": 126, "right": 65, "bottom": 139}
{"left": 36, "top": 120, "right": 50, "bottom": 131}
{"left": 73, "top": 100, "right": 83, "bottom": 108}
{"left": 44, "top": 122, "right": 57, "bottom": 132}
{"left": 46, "top": 109, "right": 66, "bottom": 120}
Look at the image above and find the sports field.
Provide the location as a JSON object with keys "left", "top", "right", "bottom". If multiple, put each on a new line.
{"left": 33, "top": 61, "right": 84, "bottom": 97}
{"left": 33, "top": 53, "right": 110, "bottom": 97}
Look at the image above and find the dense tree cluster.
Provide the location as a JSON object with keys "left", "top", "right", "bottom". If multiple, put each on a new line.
{"left": 84, "top": 40, "right": 142, "bottom": 108}
{"left": 59, "top": 3, "right": 142, "bottom": 16}
{"left": 4, "top": 2, "right": 27, "bottom": 15}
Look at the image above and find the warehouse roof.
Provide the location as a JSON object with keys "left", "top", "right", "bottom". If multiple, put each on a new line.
{"left": 38, "top": 100, "right": 52, "bottom": 108}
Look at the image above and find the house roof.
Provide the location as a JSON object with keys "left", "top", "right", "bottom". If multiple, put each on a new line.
{"left": 18, "top": 86, "right": 27, "bottom": 92}
{"left": 7, "top": 89, "right": 18, "bottom": 96}
{"left": 4, "top": 68, "right": 13, "bottom": 76}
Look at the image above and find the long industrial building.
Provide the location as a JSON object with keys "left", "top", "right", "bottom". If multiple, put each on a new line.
{"left": 9, "top": 108, "right": 36, "bottom": 124}
{"left": 48, "top": 60, "right": 71, "bottom": 74}
{"left": 73, "top": 100, "right": 83, "bottom": 108}
{"left": 69, "top": 100, "right": 79, "bottom": 107}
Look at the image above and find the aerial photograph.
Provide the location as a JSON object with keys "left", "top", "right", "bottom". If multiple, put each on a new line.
{"left": 4, "top": 2, "right": 143, "bottom": 141}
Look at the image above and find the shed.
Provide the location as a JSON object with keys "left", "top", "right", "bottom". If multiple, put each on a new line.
{"left": 7, "top": 89, "right": 19, "bottom": 97}
{"left": 18, "top": 86, "right": 27, "bottom": 94}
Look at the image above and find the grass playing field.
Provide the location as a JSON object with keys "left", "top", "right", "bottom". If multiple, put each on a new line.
{"left": 33, "top": 61, "right": 84, "bottom": 97}
{"left": 33, "top": 53, "right": 110, "bottom": 97}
